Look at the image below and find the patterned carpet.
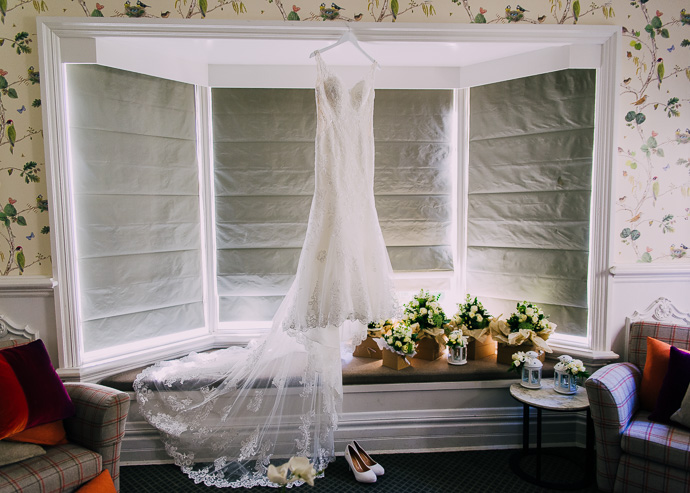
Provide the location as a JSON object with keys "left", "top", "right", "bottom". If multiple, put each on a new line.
{"left": 121, "top": 448, "right": 602, "bottom": 492}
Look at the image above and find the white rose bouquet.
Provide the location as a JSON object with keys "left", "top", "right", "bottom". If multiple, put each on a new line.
{"left": 447, "top": 294, "right": 492, "bottom": 343}
{"left": 446, "top": 330, "right": 468, "bottom": 349}
{"left": 380, "top": 322, "right": 418, "bottom": 358}
{"left": 267, "top": 456, "right": 318, "bottom": 489}
{"left": 508, "top": 351, "right": 541, "bottom": 374}
{"left": 403, "top": 289, "right": 448, "bottom": 344}
{"left": 554, "top": 355, "right": 590, "bottom": 379}
{"left": 367, "top": 319, "right": 394, "bottom": 339}
{"left": 491, "top": 301, "right": 556, "bottom": 353}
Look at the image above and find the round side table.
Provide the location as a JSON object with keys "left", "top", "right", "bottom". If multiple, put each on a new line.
{"left": 509, "top": 380, "right": 594, "bottom": 490}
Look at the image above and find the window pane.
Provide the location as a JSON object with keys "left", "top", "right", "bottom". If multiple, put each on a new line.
{"left": 467, "top": 69, "right": 595, "bottom": 338}
{"left": 66, "top": 65, "right": 204, "bottom": 352}
{"left": 212, "top": 88, "right": 454, "bottom": 323}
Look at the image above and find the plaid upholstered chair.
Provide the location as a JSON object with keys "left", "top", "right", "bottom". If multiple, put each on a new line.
{"left": 585, "top": 297, "right": 690, "bottom": 493}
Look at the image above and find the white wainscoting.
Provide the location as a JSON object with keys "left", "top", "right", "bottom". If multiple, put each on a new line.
{"left": 121, "top": 380, "right": 589, "bottom": 465}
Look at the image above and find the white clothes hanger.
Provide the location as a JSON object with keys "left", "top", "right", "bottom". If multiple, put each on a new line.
{"left": 310, "top": 29, "right": 380, "bottom": 68}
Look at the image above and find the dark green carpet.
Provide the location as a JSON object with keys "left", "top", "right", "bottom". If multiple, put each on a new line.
{"left": 121, "top": 448, "right": 602, "bottom": 492}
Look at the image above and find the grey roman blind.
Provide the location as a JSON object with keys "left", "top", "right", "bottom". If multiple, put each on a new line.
{"left": 213, "top": 88, "right": 453, "bottom": 323}
{"left": 67, "top": 65, "right": 204, "bottom": 352}
{"left": 467, "top": 70, "right": 595, "bottom": 337}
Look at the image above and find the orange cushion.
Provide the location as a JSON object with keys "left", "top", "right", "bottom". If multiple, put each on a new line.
{"left": 639, "top": 337, "right": 690, "bottom": 411}
{"left": 6, "top": 421, "right": 68, "bottom": 445}
{"left": 75, "top": 470, "right": 116, "bottom": 493}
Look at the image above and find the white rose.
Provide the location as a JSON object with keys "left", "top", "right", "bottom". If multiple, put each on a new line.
{"left": 476, "top": 314, "right": 483, "bottom": 322}
{"left": 412, "top": 300, "right": 419, "bottom": 307}
{"left": 288, "top": 457, "right": 317, "bottom": 487}
{"left": 525, "top": 307, "right": 534, "bottom": 316}
{"left": 470, "top": 305, "right": 478, "bottom": 313}
{"left": 267, "top": 463, "right": 289, "bottom": 485}
{"left": 420, "top": 307, "right": 428, "bottom": 315}
{"left": 532, "top": 315, "right": 538, "bottom": 324}
{"left": 519, "top": 314, "right": 527, "bottom": 322}
{"left": 410, "top": 323, "right": 420, "bottom": 331}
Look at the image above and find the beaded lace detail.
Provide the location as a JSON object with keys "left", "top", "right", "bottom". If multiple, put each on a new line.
{"left": 134, "top": 52, "right": 399, "bottom": 488}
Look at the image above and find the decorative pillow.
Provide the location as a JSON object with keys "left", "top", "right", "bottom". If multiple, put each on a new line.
{"left": 0, "top": 441, "right": 46, "bottom": 467}
{"left": 671, "top": 384, "right": 690, "bottom": 429}
{"left": 639, "top": 337, "right": 672, "bottom": 411}
{"left": 75, "top": 470, "right": 117, "bottom": 493}
{"left": 0, "top": 340, "right": 75, "bottom": 440}
{"left": 649, "top": 346, "right": 690, "bottom": 424}
{"left": 6, "top": 420, "right": 68, "bottom": 445}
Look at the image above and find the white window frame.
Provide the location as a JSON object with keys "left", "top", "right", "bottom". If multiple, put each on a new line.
{"left": 38, "top": 19, "right": 620, "bottom": 381}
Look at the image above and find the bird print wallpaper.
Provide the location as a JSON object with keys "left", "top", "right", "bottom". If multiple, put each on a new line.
{"left": 0, "top": 0, "right": 687, "bottom": 276}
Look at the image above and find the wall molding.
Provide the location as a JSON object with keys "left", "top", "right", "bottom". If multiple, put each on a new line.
{"left": 0, "top": 276, "right": 56, "bottom": 297}
{"left": 609, "top": 264, "right": 690, "bottom": 283}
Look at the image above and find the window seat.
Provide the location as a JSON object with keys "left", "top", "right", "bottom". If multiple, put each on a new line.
{"left": 99, "top": 353, "right": 556, "bottom": 392}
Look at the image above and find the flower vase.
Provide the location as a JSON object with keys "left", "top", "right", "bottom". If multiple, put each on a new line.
{"left": 554, "top": 368, "right": 578, "bottom": 394}
{"left": 496, "top": 343, "right": 545, "bottom": 365}
{"left": 352, "top": 336, "right": 383, "bottom": 359}
{"left": 447, "top": 345, "right": 467, "bottom": 365}
{"left": 415, "top": 337, "right": 445, "bottom": 361}
{"left": 382, "top": 349, "right": 411, "bottom": 370}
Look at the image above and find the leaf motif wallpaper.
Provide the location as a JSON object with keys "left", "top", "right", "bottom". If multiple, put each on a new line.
{"left": 0, "top": 0, "right": 687, "bottom": 276}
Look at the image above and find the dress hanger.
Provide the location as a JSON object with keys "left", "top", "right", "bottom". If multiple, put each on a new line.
{"left": 310, "top": 29, "right": 380, "bottom": 69}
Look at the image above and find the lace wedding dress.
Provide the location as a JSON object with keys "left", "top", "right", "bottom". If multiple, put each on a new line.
{"left": 134, "top": 52, "right": 398, "bottom": 488}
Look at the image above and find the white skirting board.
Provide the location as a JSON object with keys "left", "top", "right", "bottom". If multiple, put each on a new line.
{"left": 120, "top": 379, "right": 589, "bottom": 465}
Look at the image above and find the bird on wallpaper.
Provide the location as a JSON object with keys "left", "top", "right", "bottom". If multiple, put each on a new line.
{"left": 676, "top": 128, "right": 690, "bottom": 144}
{"left": 681, "top": 9, "right": 690, "bottom": 26}
{"left": 5, "top": 119, "right": 15, "bottom": 154}
{"left": 330, "top": 2, "right": 344, "bottom": 10}
{"left": 36, "top": 194, "right": 48, "bottom": 212}
{"left": 516, "top": 4, "right": 527, "bottom": 12}
{"left": 573, "top": 0, "right": 580, "bottom": 22}
{"left": 124, "top": 1, "right": 146, "bottom": 17}
{"left": 391, "top": 0, "right": 399, "bottom": 20}
{"left": 199, "top": 0, "right": 207, "bottom": 17}
{"left": 15, "top": 246, "right": 24, "bottom": 275}
{"left": 670, "top": 244, "right": 688, "bottom": 259}
{"left": 319, "top": 3, "right": 339, "bottom": 20}
{"left": 505, "top": 6, "right": 524, "bottom": 22}
{"left": 137, "top": 0, "right": 149, "bottom": 7}
{"left": 656, "top": 58, "right": 664, "bottom": 88}
{"left": 27, "top": 66, "right": 39, "bottom": 85}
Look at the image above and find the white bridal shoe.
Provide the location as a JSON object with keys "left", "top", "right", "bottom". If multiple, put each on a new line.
{"left": 350, "top": 440, "right": 385, "bottom": 476}
{"left": 345, "top": 444, "right": 377, "bottom": 483}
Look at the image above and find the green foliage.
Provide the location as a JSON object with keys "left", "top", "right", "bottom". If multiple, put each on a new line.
{"left": 641, "top": 136, "right": 663, "bottom": 157}
{"left": 0, "top": 75, "right": 7, "bottom": 89}
{"left": 91, "top": 9, "right": 104, "bottom": 17}
{"left": 660, "top": 214, "right": 675, "bottom": 234}
{"left": 474, "top": 13, "right": 486, "bottom": 23}
{"left": 640, "top": 252, "right": 653, "bottom": 262}
{"left": 287, "top": 10, "right": 299, "bottom": 20}
{"left": 5, "top": 87, "right": 17, "bottom": 98}
{"left": 664, "top": 97, "right": 680, "bottom": 118}
{"left": 11, "top": 32, "right": 32, "bottom": 55}
{"left": 40, "top": 226, "right": 49, "bottom": 234}
{"left": 0, "top": 203, "right": 26, "bottom": 228}
{"left": 681, "top": 40, "right": 690, "bottom": 48}
{"left": 645, "top": 17, "right": 669, "bottom": 39}
{"left": 625, "top": 110, "right": 645, "bottom": 125}
{"left": 20, "top": 162, "right": 40, "bottom": 184}
{"left": 621, "top": 228, "right": 641, "bottom": 241}
{"left": 31, "top": 99, "right": 40, "bottom": 108}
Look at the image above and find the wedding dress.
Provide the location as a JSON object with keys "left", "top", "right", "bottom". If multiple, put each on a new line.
{"left": 134, "top": 52, "right": 398, "bottom": 488}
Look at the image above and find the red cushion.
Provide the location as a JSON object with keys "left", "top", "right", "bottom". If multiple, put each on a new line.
{"left": 75, "top": 470, "right": 117, "bottom": 493}
{"left": 0, "top": 340, "right": 75, "bottom": 440}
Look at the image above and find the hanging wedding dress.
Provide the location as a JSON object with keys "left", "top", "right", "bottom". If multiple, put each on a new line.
{"left": 134, "top": 52, "right": 398, "bottom": 488}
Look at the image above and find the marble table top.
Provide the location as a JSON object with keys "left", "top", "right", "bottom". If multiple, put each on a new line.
{"left": 510, "top": 381, "right": 589, "bottom": 411}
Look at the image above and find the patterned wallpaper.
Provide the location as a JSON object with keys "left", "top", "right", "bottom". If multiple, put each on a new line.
{"left": 0, "top": 0, "right": 687, "bottom": 276}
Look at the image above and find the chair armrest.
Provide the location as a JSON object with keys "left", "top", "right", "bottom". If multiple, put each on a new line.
{"left": 585, "top": 362, "right": 641, "bottom": 492}
{"left": 63, "top": 382, "right": 130, "bottom": 492}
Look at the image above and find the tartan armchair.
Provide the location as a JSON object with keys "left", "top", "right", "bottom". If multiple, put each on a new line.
{"left": 0, "top": 383, "right": 130, "bottom": 493}
{"left": 585, "top": 298, "right": 690, "bottom": 493}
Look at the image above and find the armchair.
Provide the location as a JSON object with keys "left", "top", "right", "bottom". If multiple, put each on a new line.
{"left": 585, "top": 297, "right": 690, "bottom": 493}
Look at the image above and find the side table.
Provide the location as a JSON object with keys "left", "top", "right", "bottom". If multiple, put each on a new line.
{"left": 509, "top": 381, "right": 594, "bottom": 490}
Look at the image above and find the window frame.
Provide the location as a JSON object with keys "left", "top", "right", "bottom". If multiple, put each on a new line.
{"left": 38, "top": 19, "right": 620, "bottom": 381}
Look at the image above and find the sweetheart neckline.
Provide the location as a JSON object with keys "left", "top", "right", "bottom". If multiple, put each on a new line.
{"left": 315, "top": 51, "right": 375, "bottom": 95}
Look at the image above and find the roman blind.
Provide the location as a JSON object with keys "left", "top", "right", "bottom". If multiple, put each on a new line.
{"left": 67, "top": 65, "right": 204, "bottom": 353}
{"left": 467, "top": 69, "right": 595, "bottom": 337}
{"left": 213, "top": 88, "right": 453, "bottom": 323}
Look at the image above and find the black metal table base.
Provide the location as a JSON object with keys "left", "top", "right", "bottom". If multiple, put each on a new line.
{"left": 510, "top": 403, "right": 595, "bottom": 490}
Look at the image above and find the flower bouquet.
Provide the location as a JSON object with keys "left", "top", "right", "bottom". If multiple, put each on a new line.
{"left": 447, "top": 294, "right": 496, "bottom": 360}
{"left": 378, "top": 322, "right": 417, "bottom": 370}
{"left": 403, "top": 289, "right": 448, "bottom": 360}
{"left": 353, "top": 319, "right": 393, "bottom": 359}
{"left": 553, "top": 355, "right": 589, "bottom": 394}
{"left": 492, "top": 301, "right": 556, "bottom": 365}
{"left": 267, "top": 456, "right": 318, "bottom": 489}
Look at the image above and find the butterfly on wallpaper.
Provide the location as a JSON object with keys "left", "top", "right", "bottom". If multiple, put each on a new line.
{"left": 663, "top": 164, "right": 670, "bottom": 170}
{"left": 667, "top": 45, "right": 675, "bottom": 52}
{"left": 26, "top": 232, "right": 35, "bottom": 240}
{"left": 8, "top": 198, "right": 16, "bottom": 205}
{"left": 17, "top": 105, "right": 26, "bottom": 114}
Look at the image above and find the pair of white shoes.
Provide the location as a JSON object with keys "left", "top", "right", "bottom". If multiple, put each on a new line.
{"left": 344, "top": 440, "right": 384, "bottom": 483}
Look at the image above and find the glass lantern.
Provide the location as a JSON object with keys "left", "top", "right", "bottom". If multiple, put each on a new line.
{"left": 447, "top": 344, "right": 467, "bottom": 365}
{"left": 520, "top": 351, "right": 543, "bottom": 389}
{"left": 554, "top": 354, "right": 579, "bottom": 394}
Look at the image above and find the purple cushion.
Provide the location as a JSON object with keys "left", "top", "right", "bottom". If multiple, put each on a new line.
{"left": 0, "top": 340, "right": 75, "bottom": 431}
{"left": 649, "top": 345, "right": 690, "bottom": 424}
